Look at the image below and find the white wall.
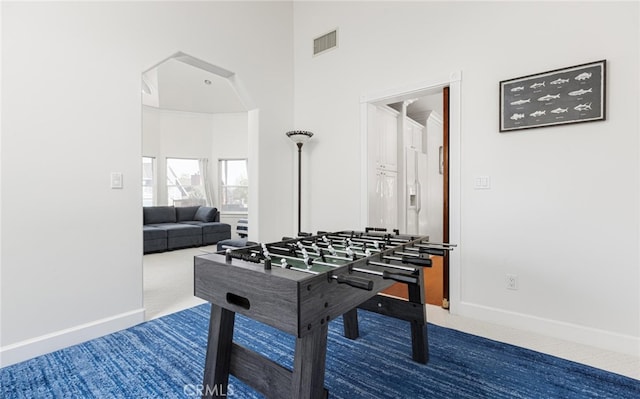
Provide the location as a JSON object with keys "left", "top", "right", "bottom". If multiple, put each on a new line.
{"left": 211, "top": 113, "right": 249, "bottom": 160}
{"left": 1, "top": 1, "right": 293, "bottom": 366}
{"left": 293, "top": 2, "right": 639, "bottom": 353}
{"left": 142, "top": 108, "right": 247, "bottom": 207}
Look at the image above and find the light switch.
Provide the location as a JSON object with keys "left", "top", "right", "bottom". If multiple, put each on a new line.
{"left": 111, "top": 172, "right": 123, "bottom": 189}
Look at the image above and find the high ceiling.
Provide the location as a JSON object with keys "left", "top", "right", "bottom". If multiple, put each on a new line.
{"left": 142, "top": 57, "right": 247, "bottom": 114}
{"left": 142, "top": 54, "right": 442, "bottom": 121}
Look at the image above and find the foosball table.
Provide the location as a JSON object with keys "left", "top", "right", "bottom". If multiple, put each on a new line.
{"left": 194, "top": 229, "right": 455, "bottom": 399}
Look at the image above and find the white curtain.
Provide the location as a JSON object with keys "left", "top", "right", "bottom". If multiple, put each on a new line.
{"left": 199, "top": 158, "right": 215, "bottom": 206}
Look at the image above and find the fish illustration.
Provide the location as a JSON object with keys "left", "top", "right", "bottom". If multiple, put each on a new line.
{"left": 510, "top": 98, "right": 531, "bottom": 106}
{"left": 530, "top": 81, "right": 545, "bottom": 89}
{"left": 510, "top": 113, "right": 525, "bottom": 121}
{"left": 537, "top": 94, "right": 560, "bottom": 102}
{"left": 530, "top": 110, "right": 546, "bottom": 117}
{"left": 550, "top": 78, "right": 569, "bottom": 85}
{"left": 574, "top": 103, "right": 592, "bottom": 111}
{"left": 575, "top": 72, "right": 592, "bottom": 81}
{"left": 550, "top": 107, "right": 568, "bottom": 114}
{"left": 510, "top": 86, "right": 524, "bottom": 92}
{"left": 568, "top": 88, "right": 592, "bottom": 96}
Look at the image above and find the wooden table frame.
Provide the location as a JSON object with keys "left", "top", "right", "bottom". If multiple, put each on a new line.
{"left": 202, "top": 304, "right": 330, "bottom": 399}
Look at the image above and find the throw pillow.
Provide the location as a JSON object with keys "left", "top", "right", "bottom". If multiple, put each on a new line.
{"left": 194, "top": 206, "right": 218, "bottom": 222}
{"left": 176, "top": 206, "right": 200, "bottom": 222}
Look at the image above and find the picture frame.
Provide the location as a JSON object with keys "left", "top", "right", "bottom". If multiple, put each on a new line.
{"left": 499, "top": 60, "right": 606, "bottom": 132}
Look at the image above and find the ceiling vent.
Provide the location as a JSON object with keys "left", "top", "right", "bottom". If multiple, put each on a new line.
{"left": 313, "top": 29, "right": 338, "bottom": 56}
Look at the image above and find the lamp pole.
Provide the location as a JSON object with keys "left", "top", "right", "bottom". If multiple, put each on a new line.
{"left": 296, "top": 141, "right": 303, "bottom": 234}
{"left": 286, "top": 130, "right": 314, "bottom": 235}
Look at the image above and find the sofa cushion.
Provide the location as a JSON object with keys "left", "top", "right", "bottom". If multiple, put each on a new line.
{"left": 150, "top": 223, "right": 202, "bottom": 238}
{"left": 168, "top": 234, "right": 202, "bottom": 250}
{"left": 143, "top": 226, "right": 167, "bottom": 254}
{"left": 180, "top": 221, "right": 224, "bottom": 229}
{"left": 176, "top": 206, "right": 200, "bottom": 222}
{"left": 143, "top": 226, "right": 167, "bottom": 240}
{"left": 144, "top": 206, "right": 176, "bottom": 224}
{"left": 144, "top": 238, "right": 167, "bottom": 254}
{"left": 194, "top": 206, "right": 218, "bottom": 222}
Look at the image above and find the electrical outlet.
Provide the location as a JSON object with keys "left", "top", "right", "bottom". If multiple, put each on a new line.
{"left": 506, "top": 274, "right": 518, "bottom": 290}
{"left": 474, "top": 176, "right": 491, "bottom": 190}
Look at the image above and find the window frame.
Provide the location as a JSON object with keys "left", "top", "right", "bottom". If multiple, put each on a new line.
{"left": 142, "top": 156, "right": 156, "bottom": 206}
{"left": 166, "top": 157, "right": 207, "bottom": 207}
{"left": 218, "top": 158, "right": 249, "bottom": 214}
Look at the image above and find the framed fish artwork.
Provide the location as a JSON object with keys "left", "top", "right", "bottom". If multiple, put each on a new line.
{"left": 499, "top": 60, "right": 606, "bottom": 132}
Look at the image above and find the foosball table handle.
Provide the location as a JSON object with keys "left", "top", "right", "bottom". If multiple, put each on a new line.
{"left": 334, "top": 274, "right": 374, "bottom": 291}
{"left": 381, "top": 270, "right": 419, "bottom": 285}
{"left": 419, "top": 247, "right": 447, "bottom": 257}
{"left": 401, "top": 257, "right": 432, "bottom": 267}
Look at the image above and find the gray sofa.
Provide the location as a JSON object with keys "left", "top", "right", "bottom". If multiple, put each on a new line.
{"left": 143, "top": 206, "right": 231, "bottom": 254}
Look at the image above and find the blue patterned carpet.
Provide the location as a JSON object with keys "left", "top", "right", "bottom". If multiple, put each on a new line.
{"left": 1, "top": 304, "right": 638, "bottom": 398}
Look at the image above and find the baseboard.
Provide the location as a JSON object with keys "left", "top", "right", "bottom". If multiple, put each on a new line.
{"left": 456, "top": 301, "right": 639, "bottom": 356}
{"left": 0, "top": 308, "right": 145, "bottom": 368}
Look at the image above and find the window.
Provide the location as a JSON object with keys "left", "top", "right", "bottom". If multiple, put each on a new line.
{"left": 219, "top": 159, "right": 248, "bottom": 213}
{"left": 142, "top": 157, "right": 155, "bottom": 206}
{"left": 166, "top": 158, "right": 206, "bottom": 207}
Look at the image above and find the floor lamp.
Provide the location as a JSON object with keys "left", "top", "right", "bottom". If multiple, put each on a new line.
{"left": 286, "top": 130, "right": 314, "bottom": 235}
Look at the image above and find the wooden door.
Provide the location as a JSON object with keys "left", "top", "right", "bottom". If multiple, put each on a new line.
{"left": 380, "top": 255, "right": 443, "bottom": 304}
{"left": 442, "top": 87, "right": 450, "bottom": 309}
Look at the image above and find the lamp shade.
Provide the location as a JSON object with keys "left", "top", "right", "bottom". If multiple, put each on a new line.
{"left": 286, "top": 130, "right": 314, "bottom": 144}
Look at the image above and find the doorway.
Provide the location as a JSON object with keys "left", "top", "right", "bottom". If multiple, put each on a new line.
{"left": 360, "top": 74, "right": 461, "bottom": 310}
{"left": 141, "top": 52, "right": 259, "bottom": 319}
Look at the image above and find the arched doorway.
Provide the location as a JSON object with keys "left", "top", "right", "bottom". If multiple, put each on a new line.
{"left": 141, "top": 52, "right": 259, "bottom": 319}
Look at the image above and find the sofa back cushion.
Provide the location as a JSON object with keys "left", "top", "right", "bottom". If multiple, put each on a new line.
{"left": 144, "top": 206, "right": 176, "bottom": 224}
{"left": 194, "top": 206, "right": 218, "bottom": 222}
{"left": 176, "top": 206, "right": 200, "bottom": 222}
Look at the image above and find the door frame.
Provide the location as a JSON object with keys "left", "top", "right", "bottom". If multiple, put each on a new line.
{"left": 359, "top": 71, "right": 462, "bottom": 313}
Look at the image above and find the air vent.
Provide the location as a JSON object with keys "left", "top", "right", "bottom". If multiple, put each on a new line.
{"left": 313, "top": 29, "right": 338, "bottom": 56}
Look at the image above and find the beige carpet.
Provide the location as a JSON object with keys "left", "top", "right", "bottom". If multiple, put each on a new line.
{"left": 143, "top": 245, "right": 217, "bottom": 320}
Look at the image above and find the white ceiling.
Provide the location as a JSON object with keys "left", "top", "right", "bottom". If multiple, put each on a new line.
{"left": 142, "top": 57, "right": 247, "bottom": 114}
{"left": 408, "top": 94, "right": 443, "bottom": 124}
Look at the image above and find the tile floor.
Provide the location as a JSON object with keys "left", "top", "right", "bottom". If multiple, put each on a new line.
{"left": 426, "top": 304, "right": 639, "bottom": 380}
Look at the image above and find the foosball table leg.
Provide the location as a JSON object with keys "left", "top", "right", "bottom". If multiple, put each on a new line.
{"left": 410, "top": 320, "right": 429, "bottom": 364}
{"left": 202, "top": 304, "right": 236, "bottom": 399}
{"left": 292, "top": 323, "right": 330, "bottom": 399}
{"left": 342, "top": 308, "right": 360, "bottom": 340}
{"left": 408, "top": 283, "right": 429, "bottom": 364}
